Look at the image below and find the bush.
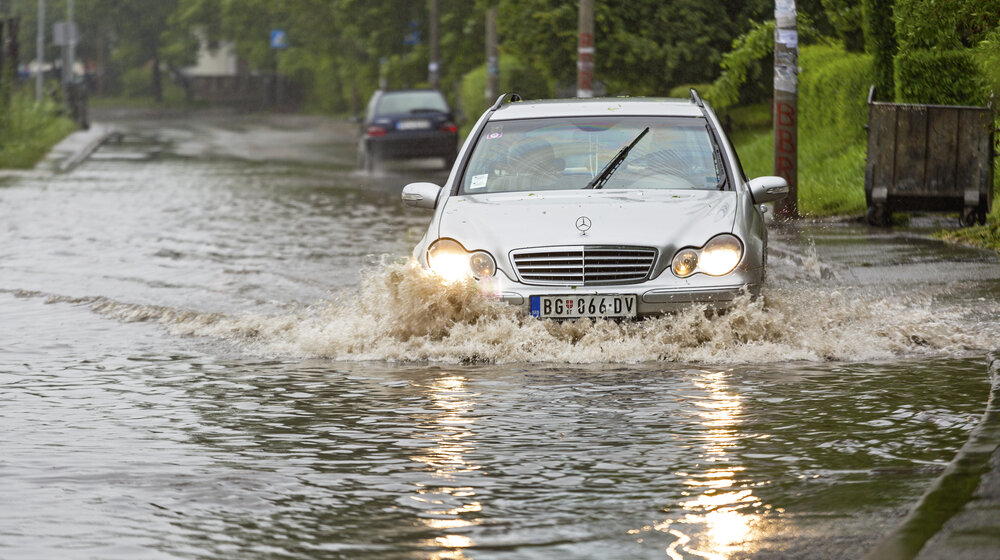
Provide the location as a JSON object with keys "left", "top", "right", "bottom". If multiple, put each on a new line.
{"left": 458, "top": 54, "right": 552, "bottom": 123}
{"left": 894, "top": 49, "right": 988, "bottom": 105}
{"left": 862, "top": 0, "right": 896, "bottom": 100}
{"left": 121, "top": 66, "right": 153, "bottom": 98}
{"left": 667, "top": 83, "right": 712, "bottom": 101}
{"left": 799, "top": 45, "right": 875, "bottom": 142}
{"left": 0, "top": 87, "right": 77, "bottom": 169}
{"left": 731, "top": 45, "right": 875, "bottom": 216}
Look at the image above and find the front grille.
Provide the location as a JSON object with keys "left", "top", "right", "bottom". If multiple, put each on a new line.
{"left": 511, "top": 246, "right": 657, "bottom": 286}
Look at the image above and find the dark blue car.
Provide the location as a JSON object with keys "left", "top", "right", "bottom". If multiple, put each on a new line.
{"left": 357, "top": 89, "right": 459, "bottom": 171}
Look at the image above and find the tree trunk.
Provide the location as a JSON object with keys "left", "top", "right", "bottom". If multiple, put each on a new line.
{"left": 151, "top": 51, "right": 162, "bottom": 102}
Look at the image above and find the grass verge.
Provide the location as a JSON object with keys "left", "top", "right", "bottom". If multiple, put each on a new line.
{"left": 0, "top": 89, "right": 77, "bottom": 169}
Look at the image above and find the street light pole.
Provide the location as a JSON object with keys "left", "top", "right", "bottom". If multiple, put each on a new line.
{"left": 66, "top": 0, "right": 73, "bottom": 82}
{"left": 36, "top": 0, "right": 44, "bottom": 102}
{"left": 485, "top": 6, "right": 498, "bottom": 104}
{"left": 428, "top": 0, "right": 439, "bottom": 89}
{"left": 576, "top": 0, "right": 594, "bottom": 98}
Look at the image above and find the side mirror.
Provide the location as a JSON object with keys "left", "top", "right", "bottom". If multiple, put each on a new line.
{"left": 401, "top": 182, "right": 442, "bottom": 209}
{"left": 748, "top": 176, "right": 789, "bottom": 204}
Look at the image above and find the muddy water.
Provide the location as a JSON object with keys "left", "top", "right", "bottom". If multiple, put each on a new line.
{"left": 1, "top": 115, "right": 998, "bottom": 559}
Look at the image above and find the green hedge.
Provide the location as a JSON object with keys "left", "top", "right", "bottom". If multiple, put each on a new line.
{"left": 732, "top": 45, "right": 875, "bottom": 216}
{"left": 894, "top": 49, "right": 988, "bottom": 105}
{"left": 862, "top": 0, "right": 896, "bottom": 100}
{"left": 799, "top": 45, "right": 875, "bottom": 144}
{"left": 458, "top": 54, "right": 552, "bottom": 123}
{"left": 0, "top": 88, "right": 77, "bottom": 169}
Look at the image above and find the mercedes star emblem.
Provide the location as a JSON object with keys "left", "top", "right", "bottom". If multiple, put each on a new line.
{"left": 575, "top": 216, "right": 592, "bottom": 233}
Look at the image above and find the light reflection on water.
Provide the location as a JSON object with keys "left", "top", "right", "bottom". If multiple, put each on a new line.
{"left": 411, "top": 375, "right": 482, "bottom": 557}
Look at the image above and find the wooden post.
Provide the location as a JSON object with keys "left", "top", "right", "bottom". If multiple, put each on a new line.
{"left": 485, "top": 6, "right": 498, "bottom": 105}
{"left": 773, "top": 0, "right": 799, "bottom": 219}
{"left": 577, "top": 0, "right": 593, "bottom": 98}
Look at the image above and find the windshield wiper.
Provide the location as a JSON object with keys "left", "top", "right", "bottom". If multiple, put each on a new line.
{"left": 584, "top": 127, "right": 649, "bottom": 190}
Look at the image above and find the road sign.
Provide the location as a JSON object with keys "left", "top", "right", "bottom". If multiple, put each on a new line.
{"left": 403, "top": 20, "right": 420, "bottom": 46}
{"left": 53, "top": 21, "right": 78, "bottom": 46}
{"left": 270, "top": 29, "right": 288, "bottom": 49}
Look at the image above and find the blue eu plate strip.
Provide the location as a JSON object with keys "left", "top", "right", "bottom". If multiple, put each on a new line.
{"left": 529, "top": 296, "right": 540, "bottom": 318}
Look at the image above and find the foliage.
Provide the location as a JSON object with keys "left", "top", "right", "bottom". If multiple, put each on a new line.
{"left": 731, "top": 45, "right": 874, "bottom": 217}
{"left": 979, "top": 27, "right": 1000, "bottom": 98}
{"left": 458, "top": 54, "right": 552, "bottom": 122}
{"left": 710, "top": 20, "right": 775, "bottom": 109}
{"left": 497, "top": 0, "right": 772, "bottom": 96}
{"left": 894, "top": 49, "right": 987, "bottom": 105}
{"left": 0, "top": 88, "right": 76, "bottom": 169}
{"left": 894, "top": 0, "right": 1000, "bottom": 50}
{"left": 935, "top": 196, "right": 1000, "bottom": 252}
{"left": 862, "top": 0, "right": 896, "bottom": 100}
{"left": 821, "top": 0, "right": 865, "bottom": 51}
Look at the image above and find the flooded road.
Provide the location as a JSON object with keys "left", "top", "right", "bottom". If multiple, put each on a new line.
{"left": 2, "top": 112, "right": 999, "bottom": 559}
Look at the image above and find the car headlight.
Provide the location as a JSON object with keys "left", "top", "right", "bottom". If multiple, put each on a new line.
{"left": 427, "top": 238, "right": 497, "bottom": 282}
{"left": 671, "top": 234, "right": 743, "bottom": 278}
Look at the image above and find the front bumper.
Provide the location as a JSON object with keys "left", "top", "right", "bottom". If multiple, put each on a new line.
{"left": 480, "top": 274, "right": 760, "bottom": 318}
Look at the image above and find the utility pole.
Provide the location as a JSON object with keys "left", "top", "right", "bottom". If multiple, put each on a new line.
{"left": 36, "top": 0, "right": 43, "bottom": 102}
{"left": 60, "top": 0, "right": 72, "bottom": 88}
{"left": 773, "top": 0, "right": 799, "bottom": 219}
{"left": 576, "top": 0, "right": 593, "bottom": 98}
{"left": 66, "top": 0, "right": 73, "bottom": 81}
{"left": 428, "top": 0, "right": 439, "bottom": 89}
{"left": 485, "top": 6, "right": 498, "bottom": 104}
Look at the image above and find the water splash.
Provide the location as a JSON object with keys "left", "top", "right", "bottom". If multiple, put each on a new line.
{"left": 21, "top": 258, "right": 999, "bottom": 365}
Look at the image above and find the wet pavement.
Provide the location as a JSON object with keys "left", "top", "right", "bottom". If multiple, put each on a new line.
{"left": 1, "top": 110, "right": 999, "bottom": 559}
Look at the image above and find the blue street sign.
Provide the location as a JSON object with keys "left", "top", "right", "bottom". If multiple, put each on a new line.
{"left": 403, "top": 20, "right": 420, "bottom": 46}
{"left": 270, "top": 29, "right": 288, "bottom": 49}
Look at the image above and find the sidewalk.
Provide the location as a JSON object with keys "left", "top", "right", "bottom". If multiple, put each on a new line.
{"left": 865, "top": 352, "right": 1000, "bottom": 560}
{"left": 39, "top": 123, "right": 119, "bottom": 173}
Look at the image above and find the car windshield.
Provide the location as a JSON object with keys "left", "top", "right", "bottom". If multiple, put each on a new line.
{"left": 376, "top": 91, "right": 449, "bottom": 114}
{"left": 459, "top": 116, "right": 724, "bottom": 194}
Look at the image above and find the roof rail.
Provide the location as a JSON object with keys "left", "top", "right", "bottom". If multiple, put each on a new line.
{"left": 689, "top": 88, "right": 704, "bottom": 108}
{"left": 490, "top": 92, "right": 522, "bottom": 111}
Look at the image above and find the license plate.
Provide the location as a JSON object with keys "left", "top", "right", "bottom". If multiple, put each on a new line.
{"left": 396, "top": 119, "right": 431, "bottom": 130}
{"left": 530, "top": 295, "right": 637, "bottom": 319}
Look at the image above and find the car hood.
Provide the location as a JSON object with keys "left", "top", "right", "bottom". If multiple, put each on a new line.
{"left": 438, "top": 189, "right": 738, "bottom": 253}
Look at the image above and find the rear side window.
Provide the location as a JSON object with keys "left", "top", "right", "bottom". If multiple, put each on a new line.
{"left": 376, "top": 91, "right": 449, "bottom": 114}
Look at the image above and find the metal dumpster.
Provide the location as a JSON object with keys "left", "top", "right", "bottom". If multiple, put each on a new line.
{"left": 864, "top": 86, "right": 995, "bottom": 226}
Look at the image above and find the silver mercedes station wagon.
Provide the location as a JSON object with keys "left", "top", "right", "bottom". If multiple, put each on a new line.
{"left": 401, "top": 91, "right": 788, "bottom": 319}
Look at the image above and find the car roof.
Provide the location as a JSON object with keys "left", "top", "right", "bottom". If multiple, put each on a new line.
{"left": 489, "top": 97, "right": 705, "bottom": 120}
{"left": 377, "top": 89, "right": 444, "bottom": 96}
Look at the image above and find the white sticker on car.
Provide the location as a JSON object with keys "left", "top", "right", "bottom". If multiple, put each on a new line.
{"left": 470, "top": 174, "right": 489, "bottom": 190}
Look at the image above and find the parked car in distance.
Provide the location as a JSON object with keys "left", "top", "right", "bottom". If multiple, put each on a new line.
{"left": 401, "top": 92, "right": 788, "bottom": 319}
{"left": 357, "top": 89, "right": 459, "bottom": 171}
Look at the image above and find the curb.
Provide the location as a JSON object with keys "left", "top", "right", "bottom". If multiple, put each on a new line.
{"left": 862, "top": 352, "right": 1000, "bottom": 560}
{"left": 57, "top": 126, "right": 121, "bottom": 173}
